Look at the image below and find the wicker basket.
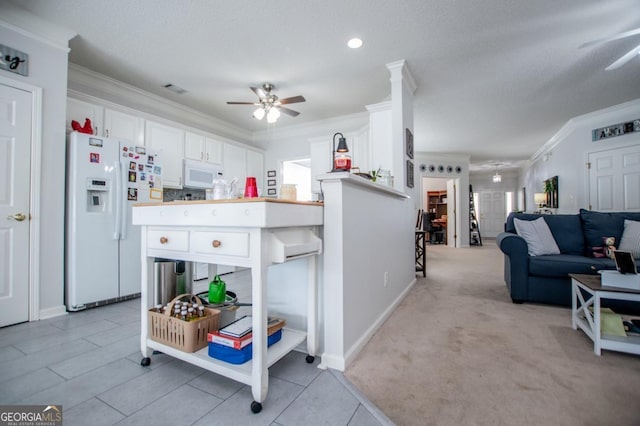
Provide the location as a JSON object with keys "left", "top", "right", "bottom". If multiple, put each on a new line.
{"left": 148, "top": 293, "right": 220, "bottom": 353}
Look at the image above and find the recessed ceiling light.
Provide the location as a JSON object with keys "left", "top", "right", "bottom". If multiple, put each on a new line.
{"left": 347, "top": 38, "right": 363, "bottom": 49}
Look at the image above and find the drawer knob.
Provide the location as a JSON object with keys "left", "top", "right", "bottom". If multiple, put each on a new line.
{"left": 159, "top": 236, "right": 169, "bottom": 244}
{"left": 212, "top": 239, "right": 221, "bottom": 248}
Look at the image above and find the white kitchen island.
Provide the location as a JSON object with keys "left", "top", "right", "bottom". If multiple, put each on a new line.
{"left": 132, "top": 198, "right": 323, "bottom": 413}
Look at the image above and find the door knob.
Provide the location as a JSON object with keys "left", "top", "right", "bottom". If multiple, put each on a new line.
{"left": 7, "top": 213, "right": 26, "bottom": 222}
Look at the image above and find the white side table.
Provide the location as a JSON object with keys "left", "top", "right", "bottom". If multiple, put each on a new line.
{"left": 571, "top": 274, "right": 640, "bottom": 356}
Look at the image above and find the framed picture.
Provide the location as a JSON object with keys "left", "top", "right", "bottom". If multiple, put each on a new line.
{"left": 405, "top": 128, "right": 414, "bottom": 159}
{"left": 406, "top": 160, "right": 414, "bottom": 188}
{"left": 267, "top": 170, "right": 276, "bottom": 178}
{"left": 267, "top": 179, "right": 276, "bottom": 187}
{"left": 267, "top": 188, "right": 276, "bottom": 196}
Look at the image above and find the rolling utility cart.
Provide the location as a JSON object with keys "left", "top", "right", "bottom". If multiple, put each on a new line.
{"left": 132, "top": 199, "right": 323, "bottom": 413}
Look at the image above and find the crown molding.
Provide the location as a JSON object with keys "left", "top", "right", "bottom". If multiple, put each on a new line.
{"left": 253, "top": 111, "right": 368, "bottom": 143}
{"left": 530, "top": 97, "right": 640, "bottom": 162}
{"left": 366, "top": 101, "right": 392, "bottom": 113}
{"left": 0, "top": 2, "right": 75, "bottom": 51}
{"left": 68, "top": 63, "right": 253, "bottom": 145}
{"left": 386, "top": 60, "right": 417, "bottom": 94}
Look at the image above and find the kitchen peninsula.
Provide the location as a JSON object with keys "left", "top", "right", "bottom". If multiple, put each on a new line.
{"left": 131, "top": 198, "right": 323, "bottom": 413}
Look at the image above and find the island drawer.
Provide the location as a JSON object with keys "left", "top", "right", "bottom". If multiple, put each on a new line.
{"left": 191, "top": 231, "right": 249, "bottom": 257}
{"left": 147, "top": 229, "right": 189, "bottom": 252}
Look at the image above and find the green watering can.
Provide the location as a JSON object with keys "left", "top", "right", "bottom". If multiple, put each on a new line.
{"left": 208, "top": 275, "right": 226, "bottom": 304}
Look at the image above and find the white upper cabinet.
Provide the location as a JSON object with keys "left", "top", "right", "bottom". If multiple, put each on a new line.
{"left": 66, "top": 98, "right": 104, "bottom": 135}
{"left": 185, "top": 132, "right": 205, "bottom": 161}
{"left": 223, "top": 144, "right": 265, "bottom": 196}
{"left": 246, "top": 149, "right": 264, "bottom": 194}
{"left": 204, "top": 137, "right": 223, "bottom": 164}
{"left": 104, "top": 108, "right": 144, "bottom": 144}
{"left": 223, "top": 143, "right": 247, "bottom": 191}
{"left": 145, "top": 120, "right": 185, "bottom": 188}
{"left": 185, "top": 132, "right": 223, "bottom": 164}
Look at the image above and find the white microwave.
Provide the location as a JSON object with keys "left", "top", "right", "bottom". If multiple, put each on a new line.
{"left": 183, "top": 159, "right": 223, "bottom": 189}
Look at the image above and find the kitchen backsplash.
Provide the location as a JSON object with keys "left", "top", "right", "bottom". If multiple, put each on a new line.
{"left": 163, "top": 188, "right": 206, "bottom": 202}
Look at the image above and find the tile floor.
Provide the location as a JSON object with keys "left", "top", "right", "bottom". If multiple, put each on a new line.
{"left": 0, "top": 271, "right": 392, "bottom": 426}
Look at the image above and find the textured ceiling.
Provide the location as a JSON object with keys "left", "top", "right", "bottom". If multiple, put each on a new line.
{"left": 12, "top": 0, "right": 640, "bottom": 169}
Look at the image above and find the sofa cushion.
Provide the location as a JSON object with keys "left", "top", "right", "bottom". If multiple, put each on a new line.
{"left": 505, "top": 213, "right": 584, "bottom": 255}
{"left": 514, "top": 217, "right": 560, "bottom": 256}
{"left": 618, "top": 219, "right": 640, "bottom": 259}
{"left": 528, "top": 255, "right": 616, "bottom": 278}
{"left": 580, "top": 209, "right": 640, "bottom": 253}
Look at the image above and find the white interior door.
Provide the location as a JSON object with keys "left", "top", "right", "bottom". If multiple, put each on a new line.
{"left": 589, "top": 145, "right": 640, "bottom": 211}
{"left": 479, "top": 191, "right": 505, "bottom": 238}
{"left": 0, "top": 83, "right": 32, "bottom": 327}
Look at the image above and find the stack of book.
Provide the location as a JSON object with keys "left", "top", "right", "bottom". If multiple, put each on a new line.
{"left": 207, "top": 315, "right": 285, "bottom": 364}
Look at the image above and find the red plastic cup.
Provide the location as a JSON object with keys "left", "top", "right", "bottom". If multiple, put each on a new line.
{"left": 244, "top": 177, "right": 258, "bottom": 198}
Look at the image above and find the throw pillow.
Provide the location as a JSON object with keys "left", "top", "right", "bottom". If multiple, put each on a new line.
{"left": 618, "top": 220, "right": 640, "bottom": 259}
{"left": 514, "top": 217, "right": 560, "bottom": 256}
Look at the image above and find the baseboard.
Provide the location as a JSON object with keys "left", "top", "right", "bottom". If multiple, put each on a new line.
{"left": 39, "top": 305, "right": 68, "bottom": 320}
{"left": 320, "top": 277, "right": 417, "bottom": 371}
{"left": 343, "top": 278, "right": 417, "bottom": 368}
{"left": 319, "top": 353, "right": 346, "bottom": 371}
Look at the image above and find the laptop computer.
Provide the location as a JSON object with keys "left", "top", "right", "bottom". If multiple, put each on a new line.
{"left": 613, "top": 250, "right": 637, "bottom": 275}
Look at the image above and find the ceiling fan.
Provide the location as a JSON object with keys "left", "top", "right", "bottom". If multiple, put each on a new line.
{"left": 227, "top": 83, "right": 305, "bottom": 123}
{"left": 580, "top": 28, "right": 640, "bottom": 70}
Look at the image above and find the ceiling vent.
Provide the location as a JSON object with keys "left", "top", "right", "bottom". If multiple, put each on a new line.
{"left": 163, "top": 83, "right": 187, "bottom": 94}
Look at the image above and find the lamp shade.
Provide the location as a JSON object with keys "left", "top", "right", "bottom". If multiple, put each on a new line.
{"left": 267, "top": 107, "right": 280, "bottom": 123}
{"left": 534, "top": 192, "right": 547, "bottom": 206}
{"left": 331, "top": 132, "right": 351, "bottom": 172}
{"left": 252, "top": 107, "right": 265, "bottom": 120}
{"left": 336, "top": 137, "right": 348, "bottom": 152}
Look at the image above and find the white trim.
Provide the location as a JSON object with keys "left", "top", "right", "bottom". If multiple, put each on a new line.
{"left": 0, "top": 75, "right": 43, "bottom": 322}
{"left": 68, "top": 64, "right": 253, "bottom": 145}
{"left": 530, "top": 98, "right": 640, "bottom": 163}
{"left": 253, "top": 111, "right": 368, "bottom": 143}
{"left": 386, "top": 60, "right": 417, "bottom": 94}
{"left": 39, "top": 305, "right": 68, "bottom": 320}
{"left": 320, "top": 277, "right": 416, "bottom": 371}
{"left": 0, "top": 3, "right": 75, "bottom": 52}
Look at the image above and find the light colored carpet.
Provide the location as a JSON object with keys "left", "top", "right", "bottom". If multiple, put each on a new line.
{"left": 345, "top": 242, "right": 640, "bottom": 426}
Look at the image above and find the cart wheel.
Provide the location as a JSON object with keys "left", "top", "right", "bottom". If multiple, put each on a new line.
{"left": 140, "top": 357, "right": 151, "bottom": 367}
{"left": 305, "top": 355, "right": 315, "bottom": 364}
{"left": 250, "top": 401, "right": 262, "bottom": 414}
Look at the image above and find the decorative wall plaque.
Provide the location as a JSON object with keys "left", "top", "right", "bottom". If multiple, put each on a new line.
{"left": 0, "top": 44, "right": 28, "bottom": 76}
{"left": 592, "top": 119, "right": 640, "bottom": 141}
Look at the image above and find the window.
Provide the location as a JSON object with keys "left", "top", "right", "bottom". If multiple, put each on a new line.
{"left": 281, "top": 159, "right": 311, "bottom": 201}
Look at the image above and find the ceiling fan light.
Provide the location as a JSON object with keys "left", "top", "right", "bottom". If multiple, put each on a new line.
{"left": 492, "top": 172, "right": 502, "bottom": 183}
{"left": 252, "top": 107, "right": 265, "bottom": 120}
{"left": 267, "top": 107, "right": 280, "bottom": 123}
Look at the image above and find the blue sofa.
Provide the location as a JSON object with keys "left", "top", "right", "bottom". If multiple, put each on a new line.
{"left": 496, "top": 209, "right": 640, "bottom": 308}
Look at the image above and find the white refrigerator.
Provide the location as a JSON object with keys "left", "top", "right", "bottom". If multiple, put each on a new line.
{"left": 66, "top": 131, "right": 163, "bottom": 311}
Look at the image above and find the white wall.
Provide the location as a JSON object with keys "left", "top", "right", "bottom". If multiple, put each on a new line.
{"left": 258, "top": 112, "right": 369, "bottom": 196}
{"left": 0, "top": 17, "right": 73, "bottom": 317}
{"left": 319, "top": 174, "right": 414, "bottom": 370}
{"left": 522, "top": 99, "right": 640, "bottom": 214}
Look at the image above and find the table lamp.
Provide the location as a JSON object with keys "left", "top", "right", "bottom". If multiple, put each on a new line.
{"left": 331, "top": 132, "right": 351, "bottom": 172}
{"left": 534, "top": 192, "right": 547, "bottom": 208}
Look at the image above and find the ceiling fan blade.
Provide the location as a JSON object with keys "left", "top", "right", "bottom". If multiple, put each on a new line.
{"left": 250, "top": 86, "right": 266, "bottom": 99}
{"left": 276, "top": 106, "right": 300, "bottom": 117}
{"left": 580, "top": 28, "right": 640, "bottom": 49}
{"left": 605, "top": 43, "right": 640, "bottom": 70}
{"left": 277, "top": 95, "right": 306, "bottom": 105}
{"left": 226, "top": 101, "right": 259, "bottom": 105}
